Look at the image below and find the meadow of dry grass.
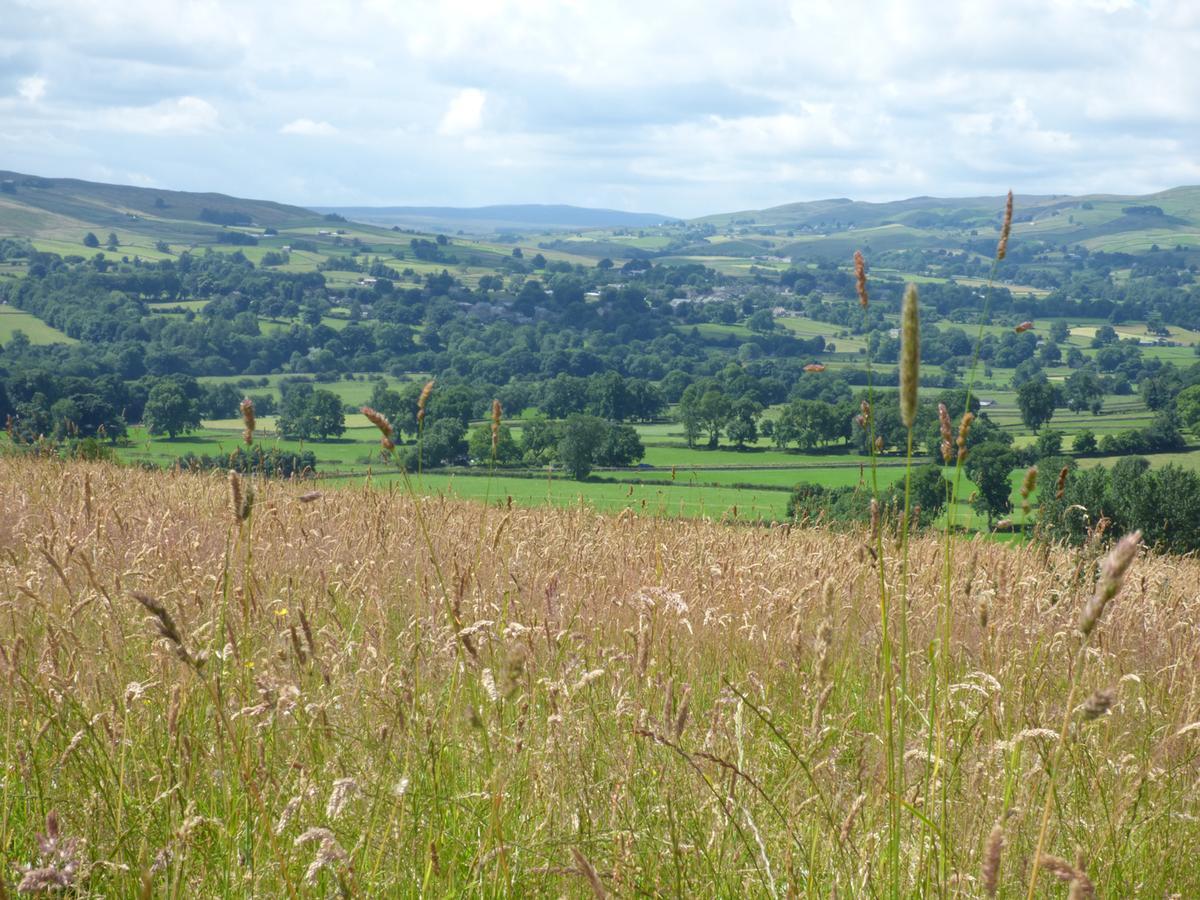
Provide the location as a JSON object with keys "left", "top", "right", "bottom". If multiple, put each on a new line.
{"left": 0, "top": 455, "right": 1197, "bottom": 896}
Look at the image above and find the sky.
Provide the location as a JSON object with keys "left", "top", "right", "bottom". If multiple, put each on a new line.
{"left": 1, "top": 0, "right": 1197, "bottom": 218}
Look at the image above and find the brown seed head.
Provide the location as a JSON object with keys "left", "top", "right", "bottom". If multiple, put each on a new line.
{"left": 361, "top": 405, "right": 395, "bottom": 453}
{"left": 491, "top": 398, "right": 502, "bottom": 453}
{"left": 840, "top": 793, "right": 866, "bottom": 843}
{"left": 1021, "top": 465, "right": 1038, "bottom": 499}
{"left": 957, "top": 411, "right": 975, "bottom": 463}
{"left": 997, "top": 190, "right": 1013, "bottom": 260}
{"left": 1079, "top": 529, "right": 1141, "bottom": 637}
{"left": 1056, "top": 465, "right": 1069, "bottom": 499}
{"left": 417, "top": 379, "right": 435, "bottom": 427}
{"left": 132, "top": 592, "right": 195, "bottom": 667}
{"left": 938, "top": 403, "right": 954, "bottom": 464}
{"left": 239, "top": 397, "right": 255, "bottom": 445}
{"left": 982, "top": 819, "right": 1005, "bottom": 897}
{"left": 229, "top": 470, "right": 253, "bottom": 523}
{"left": 853, "top": 250, "right": 869, "bottom": 308}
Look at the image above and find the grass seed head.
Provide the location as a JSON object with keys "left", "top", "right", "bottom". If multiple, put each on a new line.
{"left": 982, "top": 817, "right": 1005, "bottom": 896}
{"left": 854, "top": 250, "right": 869, "bottom": 308}
{"left": 229, "top": 470, "right": 253, "bottom": 523}
{"left": 1079, "top": 530, "right": 1141, "bottom": 637}
{"left": 239, "top": 397, "right": 255, "bottom": 445}
{"left": 360, "top": 406, "right": 395, "bottom": 453}
{"left": 938, "top": 403, "right": 954, "bottom": 464}
{"left": 417, "top": 379, "right": 435, "bottom": 427}
{"left": 997, "top": 190, "right": 1013, "bottom": 260}
{"left": 957, "top": 411, "right": 975, "bottom": 463}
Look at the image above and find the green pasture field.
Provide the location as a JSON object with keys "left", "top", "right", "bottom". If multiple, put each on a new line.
{"left": 112, "top": 398, "right": 1174, "bottom": 532}
{"left": 367, "top": 470, "right": 793, "bottom": 522}
{"left": 31, "top": 235, "right": 175, "bottom": 262}
{"left": 197, "top": 373, "right": 419, "bottom": 406}
{"left": 0, "top": 260, "right": 26, "bottom": 282}
{"left": 605, "top": 464, "right": 898, "bottom": 490}
{"left": 0, "top": 305, "right": 75, "bottom": 344}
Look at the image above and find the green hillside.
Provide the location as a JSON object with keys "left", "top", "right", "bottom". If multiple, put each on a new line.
{"left": 0, "top": 170, "right": 327, "bottom": 253}
{"left": 692, "top": 187, "right": 1200, "bottom": 259}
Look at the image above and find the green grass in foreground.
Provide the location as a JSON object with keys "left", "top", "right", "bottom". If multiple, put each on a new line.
{"left": 2, "top": 456, "right": 1195, "bottom": 895}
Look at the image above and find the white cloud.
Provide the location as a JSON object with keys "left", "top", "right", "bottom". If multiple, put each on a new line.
{"left": 438, "top": 88, "right": 486, "bottom": 136}
{"left": 0, "top": 0, "right": 1196, "bottom": 213}
{"left": 281, "top": 118, "right": 337, "bottom": 136}
{"left": 17, "top": 76, "right": 47, "bottom": 103}
{"left": 95, "top": 96, "right": 219, "bottom": 135}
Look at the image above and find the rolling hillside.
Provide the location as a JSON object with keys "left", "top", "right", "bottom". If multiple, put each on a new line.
{"left": 697, "top": 187, "right": 1200, "bottom": 258}
{"left": 0, "top": 169, "right": 327, "bottom": 251}
{"left": 314, "top": 203, "right": 677, "bottom": 233}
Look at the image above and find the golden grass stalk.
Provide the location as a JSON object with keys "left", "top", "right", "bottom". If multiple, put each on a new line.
{"left": 229, "top": 470, "right": 253, "bottom": 523}
{"left": 899, "top": 284, "right": 920, "bottom": 428}
{"left": 840, "top": 793, "right": 866, "bottom": 843}
{"left": 361, "top": 405, "right": 395, "bottom": 453}
{"left": 132, "top": 592, "right": 199, "bottom": 669}
{"left": 1079, "top": 530, "right": 1141, "bottom": 637}
{"left": 1036, "top": 855, "right": 1095, "bottom": 898}
{"left": 417, "top": 379, "right": 435, "bottom": 428}
{"left": 981, "top": 817, "right": 1005, "bottom": 896}
{"left": 938, "top": 403, "right": 954, "bottom": 464}
{"left": 239, "top": 397, "right": 255, "bottom": 445}
{"left": 956, "top": 411, "right": 975, "bottom": 464}
{"left": 854, "top": 250, "right": 869, "bottom": 308}
{"left": 1028, "top": 529, "right": 1141, "bottom": 898}
{"left": 571, "top": 847, "right": 608, "bottom": 899}
{"left": 997, "top": 190, "right": 1013, "bottom": 260}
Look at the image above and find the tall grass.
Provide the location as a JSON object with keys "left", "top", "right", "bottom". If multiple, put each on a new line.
{"left": 2, "top": 197, "right": 1195, "bottom": 895}
{"left": 0, "top": 455, "right": 1196, "bottom": 895}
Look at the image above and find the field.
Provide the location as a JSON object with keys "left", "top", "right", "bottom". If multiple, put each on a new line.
{"left": 0, "top": 305, "right": 75, "bottom": 344}
{"left": 0, "top": 456, "right": 1196, "bottom": 895}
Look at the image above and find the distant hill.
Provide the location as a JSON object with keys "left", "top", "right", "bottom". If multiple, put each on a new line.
{"left": 695, "top": 187, "right": 1200, "bottom": 258}
{"left": 2, "top": 168, "right": 1198, "bottom": 265}
{"left": 0, "top": 170, "right": 326, "bottom": 248}
{"left": 316, "top": 204, "right": 678, "bottom": 234}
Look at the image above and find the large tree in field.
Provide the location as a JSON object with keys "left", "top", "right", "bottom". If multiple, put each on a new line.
{"left": 693, "top": 388, "right": 732, "bottom": 448}
{"left": 143, "top": 382, "right": 200, "bottom": 439}
{"left": 308, "top": 389, "right": 346, "bottom": 439}
{"left": 1063, "top": 368, "right": 1104, "bottom": 415}
{"left": 558, "top": 414, "right": 607, "bottom": 479}
{"left": 725, "top": 398, "right": 761, "bottom": 449}
{"left": 1016, "top": 378, "right": 1058, "bottom": 433}
{"left": 278, "top": 387, "right": 344, "bottom": 440}
{"left": 965, "top": 442, "right": 1017, "bottom": 526}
